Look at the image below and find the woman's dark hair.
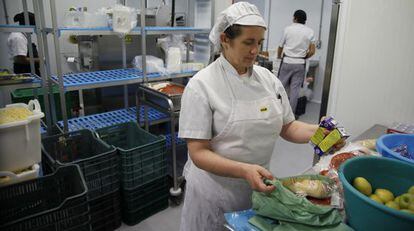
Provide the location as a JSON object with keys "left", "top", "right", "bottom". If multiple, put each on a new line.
{"left": 294, "top": 10, "right": 307, "bottom": 24}
{"left": 224, "top": 24, "right": 243, "bottom": 39}
{"left": 14, "top": 12, "right": 36, "bottom": 26}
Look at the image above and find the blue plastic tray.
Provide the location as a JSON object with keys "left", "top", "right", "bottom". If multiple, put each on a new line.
{"left": 51, "top": 69, "right": 161, "bottom": 88}
{"left": 224, "top": 209, "right": 259, "bottom": 231}
{"left": 57, "top": 106, "right": 167, "bottom": 132}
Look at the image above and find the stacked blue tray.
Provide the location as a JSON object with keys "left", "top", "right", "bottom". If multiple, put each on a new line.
{"left": 57, "top": 106, "right": 167, "bottom": 132}
{"left": 51, "top": 69, "right": 161, "bottom": 89}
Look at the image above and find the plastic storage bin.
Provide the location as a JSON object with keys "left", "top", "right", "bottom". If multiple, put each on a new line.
{"left": 376, "top": 134, "right": 414, "bottom": 164}
{"left": 95, "top": 122, "right": 166, "bottom": 190}
{"left": 12, "top": 86, "right": 75, "bottom": 121}
{"left": 0, "top": 165, "right": 90, "bottom": 231}
{"left": 121, "top": 176, "right": 169, "bottom": 226}
{"left": 0, "top": 163, "right": 39, "bottom": 187}
{"left": 0, "top": 100, "right": 44, "bottom": 172}
{"left": 42, "top": 129, "right": 119, "bottom": 200}
{"left": 339, "top": 156, "right": 414, "bottom": 230}
{"left": 90, "top": 189, "right": 122, "bottom": 231}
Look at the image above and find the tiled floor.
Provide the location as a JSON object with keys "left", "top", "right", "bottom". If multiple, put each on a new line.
{"left": 117, "top": 102, "right": 321, "bottom": 231}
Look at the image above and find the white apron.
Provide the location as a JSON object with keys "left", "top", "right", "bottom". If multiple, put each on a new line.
{"left": 180, "top": 59, "right": 285, "bottom": 231}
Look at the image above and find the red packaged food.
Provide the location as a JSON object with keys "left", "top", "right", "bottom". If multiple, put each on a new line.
{"left": 329, "top": 152, "right": 356, "bottom": 170}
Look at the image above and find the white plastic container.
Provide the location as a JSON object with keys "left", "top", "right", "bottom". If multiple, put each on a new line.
{"left": 0, "top": 163, "right": 40, "bottom": 186}
{"left": 0, "top": 100, "right": 44, "bottom": 172}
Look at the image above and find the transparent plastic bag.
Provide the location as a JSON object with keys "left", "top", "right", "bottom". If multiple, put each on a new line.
{"left": 166, "top": 47, "right": 182, "bottom": 73}
{"left": 112, "top": 4, "right": 137, "bottom": 34}
{"left": 132, "top": 55, "right": 169, "bottom": 76}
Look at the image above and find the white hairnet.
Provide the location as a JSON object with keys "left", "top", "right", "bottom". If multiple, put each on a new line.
{"left": 209, "top": 2, "right": 267, "bottom": 53}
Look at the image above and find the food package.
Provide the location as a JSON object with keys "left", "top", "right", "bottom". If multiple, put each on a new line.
{"left": 0, "top": 107, "right": 33, "bottom": 125}
{"left": 314, "top": 127, "right": 350, "bottom": 156}
{"left": 147, "top": 81, "right": 184, "bottom": 95}
{"left": 387, "top": 122, "right": 414, "bottom": 134}
{"left": 280, "top": 175, "right": 340, "bottom": 207}
{"left": 283, "top": 179, "right": 331, "bottom": 199}
{"left": 310, "top": 116, "right": 338, "bottom": 147}
{"left": 355, "top": 139, "right": 377, "bottom": 151}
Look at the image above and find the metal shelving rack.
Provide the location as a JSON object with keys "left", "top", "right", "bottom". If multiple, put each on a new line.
{"left": 47, "top": 0, "right": 211, "bottom": 132}
{"left": 0, "top": 0, "right": 54, "bottom": 132}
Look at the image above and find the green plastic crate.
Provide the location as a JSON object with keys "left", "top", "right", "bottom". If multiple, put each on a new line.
{"left": 12, "top": 86, "right": 75, "bottom": 120}
{"left": 95, "top": 122, "right": 166, "bottom": 190}
{"left": 121, "top": 177, "right": 169, "bottom": 226}
{"left": 121, "top": 176, "right": 168, "bottom": 211}
{"left": 42, "top": 129, "right": 119, "bottom": 201}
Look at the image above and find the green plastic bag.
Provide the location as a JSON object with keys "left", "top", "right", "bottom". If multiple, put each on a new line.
{"left": 249, "top": 175, "right": 353, "bottom": 231}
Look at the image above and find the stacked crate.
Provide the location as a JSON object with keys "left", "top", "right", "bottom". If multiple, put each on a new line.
{"left": 42, "top": 129, "right": 121, "bottom": 231}
{"left": 0, "top": 165, "right": 90, "bottom": 231}
{"left": 95, "top": 122, "right": 168, "bottom": 225}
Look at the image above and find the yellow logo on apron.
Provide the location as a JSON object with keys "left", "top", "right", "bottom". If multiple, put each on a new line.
{"left": 260, "top": 107, "right": 268, "bottom": 112}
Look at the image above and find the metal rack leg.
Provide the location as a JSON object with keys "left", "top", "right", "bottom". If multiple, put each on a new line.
{"left": 78, "top": 89, "right": 85, "bottom": 116}
{"left": 169, "top": 113, "right": 182, "bottom": 197}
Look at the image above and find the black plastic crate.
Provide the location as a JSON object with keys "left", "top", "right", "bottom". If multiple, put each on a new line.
{"left": 42, "top": 129, "right": 119, "bottom": 200}
{"left": 121, "top": 177, "right": 168, "bottom": 225}
{"left": 90, "top": 189, "right": 122, "bottom": 231}
{"left": 121, "top": 176, "right": 168, "bottom": 211}
{"left": 95, "top": 122, "right": 166, "bottom": 190}
{"left": 0, "top": 165, "right": 90, "bottom": 231}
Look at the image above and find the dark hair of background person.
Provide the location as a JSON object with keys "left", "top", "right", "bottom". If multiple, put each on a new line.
{"left": 293, "top": 10, "right": 307, "bottom": 24}
{"left": 13, "top": 12, "right": 36, "bottom": 26}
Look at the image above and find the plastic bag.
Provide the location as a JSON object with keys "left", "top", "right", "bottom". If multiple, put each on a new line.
{"left": 250, "top": 177, "right": 347, "bottom": 230}
{"left": 132, "top": 55, "right": 169, "bottom": 76}
{"left": 112, "top": 4, "right": 137, "bottom": 34}
{"left": 166, "top": 47, "right": 182, "bottom": 73}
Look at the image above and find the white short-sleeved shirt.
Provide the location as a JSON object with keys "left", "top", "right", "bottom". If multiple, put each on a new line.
{"left": 178, "top": 56, "right": 295, "bottom": 140}
{"left": 279, "top": 23, "right": 315, "bottom": 64}
{"left": 7, "top": 32, "right": 28, "bottom": 59}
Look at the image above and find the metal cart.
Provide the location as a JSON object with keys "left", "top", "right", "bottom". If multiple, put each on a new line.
{"left": 136, "top": 81, "right": 186, "bottom": 203}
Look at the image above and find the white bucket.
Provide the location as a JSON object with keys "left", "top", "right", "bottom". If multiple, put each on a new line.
{"left": 0, "top": 100, "right": 44, "bottom": 172}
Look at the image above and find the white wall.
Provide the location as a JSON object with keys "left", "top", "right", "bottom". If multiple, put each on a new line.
{"left": 327, "top": 0, "right": 414, "bottom": 136}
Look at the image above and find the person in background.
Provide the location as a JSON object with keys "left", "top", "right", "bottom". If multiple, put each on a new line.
{"left": 277, "top": 10, "right": 315, "bottom": 119}
{"left": 178, "top": 3, "right": 341, "bottom": 230}
{"left": 7, "top": 12, "right": 40, "bottom": 75}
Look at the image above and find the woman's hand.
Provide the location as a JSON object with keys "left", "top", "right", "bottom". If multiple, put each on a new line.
{"left": 241, "top": 164, "right": 276, "bottom": 193}
{"left": 320, "top": 116, "right": 347, "bottom": 152}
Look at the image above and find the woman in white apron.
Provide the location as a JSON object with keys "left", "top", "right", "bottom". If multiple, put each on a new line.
{"left": 178, "top": 2, "right": 339, "bottom": 230}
